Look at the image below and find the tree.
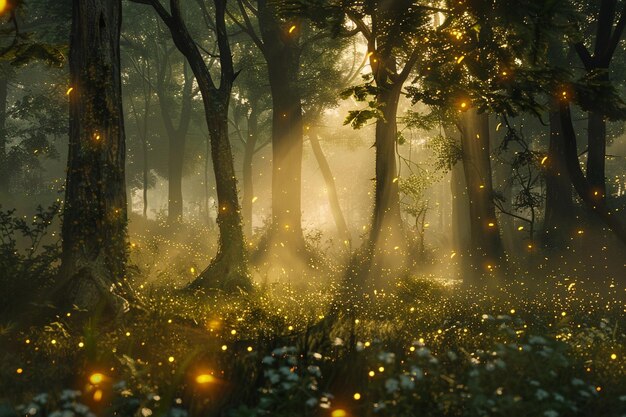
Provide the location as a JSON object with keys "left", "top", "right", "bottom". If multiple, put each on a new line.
{"left": 572, "top": 0, "right": 626, "bottom": 202}
{"left": 134, "top": 0, "right": 251, "bottom": 291}
{"left": 57, "top": 0, "right": 132, "bottom": 312}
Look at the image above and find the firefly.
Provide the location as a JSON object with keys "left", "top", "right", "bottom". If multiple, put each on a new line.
{"left": 288, "top": 25, "right": 296, "bottom": 34}
{"left": 66, "top": 87, "right": 74, "bottom": 96}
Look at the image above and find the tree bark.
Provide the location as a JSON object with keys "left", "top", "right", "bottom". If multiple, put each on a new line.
{"left": 0, "top": 76, "right": 7, "bottom": 193}
{"left": 57, "top": 0, "right": 131, "bottom": 313}
{"left": 543, "top": 105, "right": 574, "bottom": 244}
{"left": 308, "top": 130, "right": 351, "bottom": 244}
{"left": 257, "top": 0, "right": 306, "bottom": 249}
{"left": 158, "top": 62, "right": 193, "bottom": 224}
{"left": 370, "top": 84, "right": 403, "bottom": 247}
{"left": 459, "top": 109, "right": 504, "bottom": 274}
{"left": 241, "top": 108, "right": 258, "bottom": 238}
{"left": 559, "top": 101, "right": 626, "bottom": 244}
{"left": 141, "top": 0, "right": 250, "bottom": 290}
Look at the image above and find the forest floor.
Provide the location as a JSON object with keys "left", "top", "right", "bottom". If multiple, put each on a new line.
{"left": 1, "top": 215, "right": 625, "bottom": 417}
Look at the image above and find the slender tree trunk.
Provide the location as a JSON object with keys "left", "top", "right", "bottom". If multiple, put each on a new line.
{"left": 543, "top": 106, "right": 574, "bottom": 244}
{"left": 559, "top": 102, "right": 626, "bottom": 244}
{"left": 309, "top": 130, "right": 351, "bottom": 244}
{"left": 587, "top": 105, "right": 607, "bottom": 199}
{"left": 145, "top": 0, "right": 250, "bottom": 290}
{"left": 159, "top": 66, "right": 193, "bottom": 224}
{"left": 0, "top": 77, "right": 7, "bottom": 193}
{"left": 142, "top": 136, "right": 148, "bottom": 218}
{"left": 57, "top": 0, "right": 131, "bottom": 313}
{"left": 370, "top": 85, "right": 403, "bottom": 247}
{"left": 459, "top": 109, "right": 504, "bottom": 274}
{"left": 241, "top": 109, "right": 258, "bottom": 238}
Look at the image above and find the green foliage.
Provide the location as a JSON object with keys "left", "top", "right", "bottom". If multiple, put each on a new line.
{"left": 0, "top": 203, "right": 61, "bottom": 319}
{"left": 426, "top": 133, "right": 463, "bottom": 173}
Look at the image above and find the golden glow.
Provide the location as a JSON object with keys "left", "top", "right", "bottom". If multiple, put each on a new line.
{"left": 93, "top": 390, "right": 103, "bottom": 402}
{"left": 16, "top": 368, "right": 23, "bottom": 374}
{"left": 353, "top": 392, "right": 361, "bottom": 400}
{"left": 66, "top": 87, "right": 74, "bottom": 96}
{"left": 168, "top": 356, "right": 175, "bottom": 363}
{"left": 331, "top": 410, "right": 347, "bottom": 417}
{"left": 288, "top": 25, "right": 296, "bottom": 34}
{"left": 89, "top": 373, "right": 105, "bottom": 385}
{"left": 196, "top": 374, "right": 215, "bottom": 384}
{"left": 541, "top": 156, "right": 548, "bottom": 165}
{"left": 456, "top": 56, "right": 465, "bottom": 64}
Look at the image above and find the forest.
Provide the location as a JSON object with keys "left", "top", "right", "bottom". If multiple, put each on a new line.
{"left": 0, "top": 0, "right": 625, "bottom": 416}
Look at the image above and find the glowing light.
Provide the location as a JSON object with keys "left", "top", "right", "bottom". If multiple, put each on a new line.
{"left": 331, "top": 410, "right": 347, "bottom": 417}
{"left": 190, "top": 267, "right": 196, "bottom": 274}
{"left": 78, "top": 342, "right": 84, "bottom": 348}
{"left": 252, "top": 196, "right": 258, "bottom": 203}
{"left": 221, "top": 345, "right": 228, "bottom": 351}
{"left": 460, "top": 102, "right": 467, "bottom": 109}
{"left": 89, "top": 373, "right": 105, "bottom": 385}
{"left": 247, "top": 346, "right": 253, "bottom": 352}
{"left": 168, "top": 356, "right": 175, "bottom": 363}
{"left": 450, "top": 252, "right": 456, "bottom": 259}
{"left": 66, "top": 87, "right": 74, "bottom": 96}
{"left": 288, "top": 25, "right": 296, "bottom": 34}
{"left": 353, "top": 392, "right": 361, "bottom": 400}
{"left": 456, "top": 56, "right": 465, "bottom": 64}
{"left": 16, "top": 368, "right": 23, "bottom": 374}
{"left": 378, "top": 366, "right": 385, "bottom": 372}
{"left": 51, "top": 339, "right": 57, "bottom": 345}
{"left": 518, "top": 226, "right": 524, "bottom": 231}
{"left": 610, "top": 353, "right": 617, "bottom": 360}
{"left": 488, "top": 222, "right": 495, "bottom": 227}
{"left": 541, "top": 156, "right": 548, "bottom": 165}
{"left": 231, "top": 329, "right": 237, "bottom": 335}
{"left": 368, "top": 370, "right": 375, "bottom": 377}
{"left": 93, "top": 390, "right": 103, "bottom": 402}
{"left": 196, "top": 374, "right": 215, "bottom": 384}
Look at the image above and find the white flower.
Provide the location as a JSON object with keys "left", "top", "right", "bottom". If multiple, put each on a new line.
{"left": 399, "top": 374, "right": 415, "bottom": 390}
{"left": 535, "top": 389, "right": 549, "bottom": 401}
{"left": 385, "top": 378, "right": 399, "bottom": 393}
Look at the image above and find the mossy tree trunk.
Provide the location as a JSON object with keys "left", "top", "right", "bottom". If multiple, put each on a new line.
{"left": 58, "top": 0, "right": 131, "bottom": 313}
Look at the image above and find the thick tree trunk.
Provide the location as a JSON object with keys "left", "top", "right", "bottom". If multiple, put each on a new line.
{"left": 0, "top": 77, "right": 7, "bottom": 193}
{"left": 57, "top": 0, "right": 131, "bottom": 313}
{"left": 459, "top": 109, "right": 504, "bottom": 275}
{"left": 543, "top": 106, "right": 574, "bottom": 244}
{"left": 258, "top": 0, "right": 306, "bottom": 250}
{"left": 241, "top": 109, "right": 258, "bottom": 238}
{"left": 450, "top": 161, "right": 471, "bottom": 253}
{"left": 308, "top": 131, "right": 351, "bottom": 244}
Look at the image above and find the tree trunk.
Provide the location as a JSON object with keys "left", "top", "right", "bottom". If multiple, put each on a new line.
{"left": 57, "top": 0, "right": 131, "bottom": 313}
{"left": 146, "top": 0, "right": 250, "bottom": 290}
{"left": 370, "top": 85, "right": 403, "bottom": 248}
{"left": 241, "top": 109, "right": 258, "bottom": 238}
{"left": 308, "top": 131, "right": 351, "bottom": 244}
{"left": 258, "top": 0, "right": 306, "bottom": 250}
{"left": 0, "top": 76, "right": 7, "bottom": 193}
{"left": 587, "top": 107, "right": 607, "bottom": 199}
{"left": 459, "top": 109, "right": 504, "bottom": 275}
{"left": 543, "top": 106, "right": 574, "bottom": 244}
{"left": 450, "top": 160, "right": 471, "bottom": 253}
{"left": 559, "top": 102, "right": 626, "bottom": 244}
{"left": 158, "top": 64, "right": 193, "bottom": 224}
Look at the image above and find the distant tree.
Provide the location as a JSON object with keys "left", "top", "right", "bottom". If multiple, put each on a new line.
{"left": 57, "top": 0, "right": 132, "bottom": 312}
